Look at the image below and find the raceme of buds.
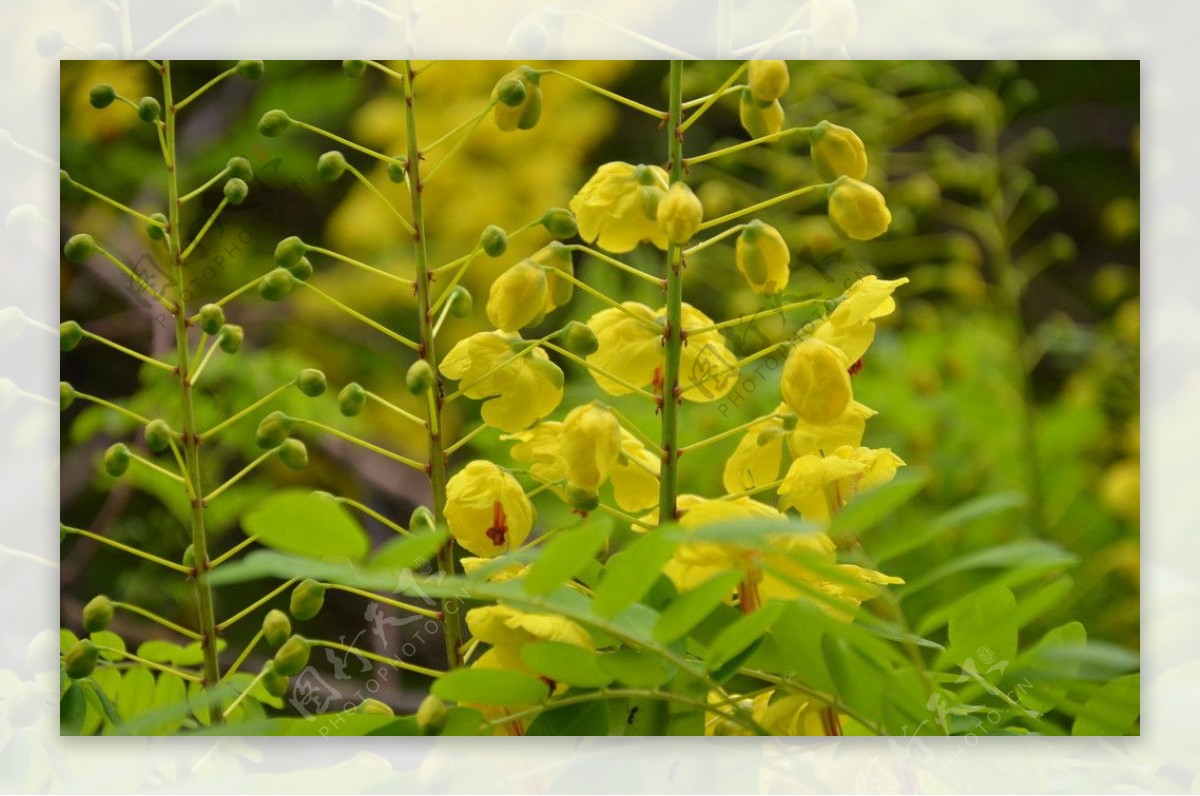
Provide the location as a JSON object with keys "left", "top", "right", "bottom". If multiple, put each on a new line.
{"left": 272, "top": 635, "right": 312, "bottom": 677}
{"left": 258, "top": 109, "right": 292, "bottom": 137}
{"left": 809, "top": 120, "right": 868, "bottom": 182}
{"left": 198, "top": 304, "right": 225, "bottom": 335}
{"left": 277, "top": 439, "right": 309, "bottom": 470}
{"left": 295, "top": 368, "right": 327, "bottom": 397}
{"left": 317, "top": 151, "right": 347, "bottom": 182}
{"left": 338, "top": 382, "right": 366, "bottom": 416}
{"left": 748, "top": 60, "right": 790, "bottom": 102}
{"left": 736, "top": 220, "right": 791, "bottom": 294}
{"left": 444, "top": 460, "right": 534, "bottom": 557}
{"left": 104, "top": 443, "right": 131, "bottom": 477}
{"left": 656, "top": 183, "right": 703, "bottom": 244}
{"left": 262, "top": 609, "right": 292, "bottom": 648}
{"left": 223, "top": 178, "right": 249, "bottom": 205}
{"left": 258, "top": 268, "right": 295, "bottom": 301}
{"left": 406, "top": 359, "right": 434, "bottom": 395}
{"left": 64, "top": 234, "right": 96, "bottom": 263}
{"left": 739, "top": 89, "right": 785, "bottom": 139}
{"left": 289, "top": 579, "right": 326, "bottom": 620}
{"left": 82, "top": 595, "right": 114, "bottom": 633}
{"left": 60, "top": 321, "right": 83, "bottom": 351}
{"left": 64, "top": 639, "right": 99, "bottom": 679}
{"left": 218, "top": 324, "right": 244, "bottom": 354}
{"left": 144, "top": 419, "right": 172, "bottom": 452}
{"left": 492, "top": 66, "right": 542, "bottom": 132}
{"left": 256, "top": 410, "right": 293, "bottom": 448}
{"left": 826, "top": 176, "right": 892, "bottom": 240}
{"left": 780, "top": 338, "right": 853, "bottom": 424}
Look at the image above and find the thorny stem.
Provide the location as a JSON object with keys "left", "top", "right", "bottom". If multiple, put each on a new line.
{"left": 162, "top": 60, "right": 222, "bottom": 720}
{"left": 658, "top": 61, "right": 685, "bottom": 523}
{"left": 403, "top": 59, "right": 465, "bottom": 670}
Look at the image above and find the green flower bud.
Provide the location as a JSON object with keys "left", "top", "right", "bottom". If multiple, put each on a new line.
{"left": 258, "top": 267, "right": 295, "bottom": 301}
{"left": 736, "top": 220, "right": 791, "bottom": 294}
{"left": 147, "top": 213, "right": 168, "bottom": 240}
{"left": 235, "top": 60, "right": 264, "bottom": 80}
{"left": 89, "top": 84, "right": 116, "bottom": 109}
{"left": 316, "top": 151, "right": 347, "bottom": 182}
{"left": 338, "top": 382, "right": 366, "bottom": 417}
{"left": 343, "top": 60, "right": 367, "bottom": 78}
{"left": 60, "top": 320, "right": 83, "bottom": 351}
{"left": 274, "top": 236, "right": 308, "bottom": 268}
{"left": 218, "top": 324, "right": 243, "bottom": 354}
{"left": 406, "top": 359, "right": 434, "bottom": 395}
{"left": 826, "top": 176, "right": 892, "bottom": 241}
{"left": 565, "top": 485, "right": 600, "bottom": 513}
{"left": 495, "top": 77, "right": 527, "bottom": 107}
{"left": 272, "top": 635, "right": 312, "bottom": 677}
{"left": 198, "top": 303, "right": 225, "bottom": 335}
{"left": 540, "top": 208, "right": 578, "bottom": 240}
{"left": 277, "top": 439, "right": 309, "bottom": 470}
{"left": 60, "top": 381, "right": 76, "bottom": 411}
{"left": 144, "top": 418, "right": 172, "bottom": 452}
{"left": 738, "top": 89, "right": 784, "bottom": 139}
{"left": 223, "top": 178, "right": 249, "bottom": 205}
{"left": 447, "top": 285, "right": 473, "bottom": 317}
{"left": 262, "top": 666, "right": 290, "bottom": 698}
{"left": 357, "top": 698, "right": 394, "bottom": 716}
{"left": 227, "top": 156, "right": 254, "bottom": 181}
{"left": 137, "top": 97, "right": 161, "bottom": 123}
{"left": 410, "top": 505, "right": 435, "bottom": 534}
{"left": 256, "top": 410, "right": 293, "bottom": 448}
{"left": 809, "top": 120, "right": 868, "bottom": 182}
{"left": 258, "top": 109, "right": 292, "bottom": 137}
{"left": 82, "top": 595, "right": 114, "bottom": 634}
{"left": 561, "top": 320, "right": 599, "bottom": 355}
{"left": 748, "top": 60, "right": 790, "bottom": 102}
{"left": 492, "top": 66, "right": 542, "bottom": 132}
{"left": 295, "top": 368, "right": 326, "bottom": 397}
{"left": 479, "top": 225, "right": 508, "bottom": 257}
{"left": 103, "top": 443, "right": 130, "bottom": 477}
{"left": 386, "top": 157, "right": 407, "bottom": 183}
{"left": 64, "top": 639, "right": 99, "bottom": 679}
{"left": 416, "top": 694, "right": 447, "bottom": 735}
{"left": 262, "top": 609, "right": 292, "bottom": 648}
{"left": 182, "top": 544, "right": 195, "bottom": 568}
{"left": 287, "top": 256, "right": 314, "bottom": 281}
{"left": 64, "top": 234, "right": 96, "bottom": 263}
{"left": 638, "top": 185, "right": 662, "bottom": 220}
{"left": 289, "top": 579, "right": 326, "bottom": 621}
{"left": 656, "top": 183, "right": 703, "bottom": 244}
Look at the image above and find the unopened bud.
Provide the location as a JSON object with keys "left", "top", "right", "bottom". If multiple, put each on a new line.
{"left": 258, "top": 109, "right": 292, "bottom": 137}
{"left": 60, "top": 381, "right": 76, "bottom": 411}
{"left": 218, "top": 324, "right": 244, "bottom": 354}
{"left": 387, "top": 157, "right": 407, "bottom": 183}
{"left": 223, "top": 178, "right": 248, "bottom": 205}
{"left": 272, "top": 635, "right": 312, "bottom": 676}
{"left": 256, "top": 411, "right": 293, "bottom": 449}
{"left": 82, "top": 595, "right": 114, "bottom": 633}
{"left": 416, "top": 694, "right": 447, "bottom": 735}
{"left": 748, "top": 60, "right": 790, "bottom": 102}
{"left": 480, "top": 225, "right": 508, "bottom": 257}
{"left": 410, "top": 505, "right": 436, "bottom": 534}
{"left": 492, "top": 66, "right": 542, "bottom": 131}
{"left": 338, "top": 382, "right": 366, "bottom": 416}
{"left": 64, "top": 639, "right": 99, "bottom": 679}
{"left": 656, "top": 183, "right": 703, "bottom": 244}
{"left": 357, "top": 698, "right": 394, "bottom": 716}
{"left": 540, "top": 208, "right": 578, "bottom": 240}
{"left": 182, "top": 544, "right": 195, "bottom": 568}
{"left": 144, "top": 419, "right": 172, "bottom": 452}
{"left": 198, "top": 304, "right": 225, "bottom": 335}
{"left": 827, "top": 176, "right": 891, "bottom": 241}
{"left": 561, "top": 320, "right": 599, "bottom": 355}
{"left": 137, "top": 97, "right": 161, "bottom": 123}
{"left": 316, "top": 151, "right": 347, "bottom": 182}
{"left": 289, "top": 579, "right": 326, "bottom": 621}
{"left": 104, "top": 443, "right": 130, "bottom": 477}
{"left": 739, "top": 89, "right": 784, "bottom": 138}
{"left": 406, "top": 359, "right": 434, "bottom": 395}
{"left": 287, "top": 256, "right": 314, "bottom": 281}
{"left": 262, "top": 609, "right": 292, "bottom": 648}
{"left": 262, "top": 665, "right": 290, "bottom": 698}
{"left": 343, "top": 60, "right": 366, "bottom": 78}
{"left": 89, "top": 84, "right": 116, "bottom": 109}
{"left": 227, "top": 156, "right": 254, "bottom": 181}
{"left": 277, "top": 439, "right": 309, "bottom": 470}
{"left": 147, "top": 213, "right": 168, "bottom": 240}
{"left": 810, "top": 120, "right": 868, "bottom": 182}
{"left": 565, "top": 485, "right": 600, "bottom": 513}
{"left": 258, "top": 268, "right": 295, "bottom": 301}
{"left": 296, "top": 368, "right": 327, "bottom": 397}
{"left": 447, "top": 285, "right": 473, "bottom": 317}
{"left": 60, "top": 320, "right": 83, "bottom": 351}
{"left": 63, "top": 234, "right": 96, "bottom": 263}
{"left": 235, "top": 60, "right": 264, "bottom": 80}
{"left": 274, "top": 236, "right": 308, "bottom": 268}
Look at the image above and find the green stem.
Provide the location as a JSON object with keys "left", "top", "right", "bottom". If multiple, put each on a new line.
{"left": 200, "top": 383, "right": 291, "bottom": 440}
{"left": 681, "top": 223, "right": 748, "bottom": 258}
{"left": 112, "top": 600, "right": 201, "bottom": 640}
{"left": 61, "top": 524, "right": 193, "bottom": 574}
{"left": 215, "top": 579, "right": 297, "bottom": 632}
{"left": 312, "top": 640, "right": 445, "bottom": 679}
{"left": 321, "top": 583, "right": 441, "bottom": 619}
{"left": 209, "top": 535, "right": 258, "bottom": 568}
{"left": 72, "top": 391, "right": 152, "bottom": 426}
{"left": 403, "top": 59, "right": 465, "bottom": 671}
{"left": 539, "top": 68, "right": 666, "bottom": 118}
{"left": 343, "top": 162, "right": 416, "bottom": 235}
{"left": 699, "top": 183, "right": 828, "bottom": 231}
{"left": 203, "top": 449, "right": 275, "bottom": 503}
{"left": 94, "top": 246, "right": 176, "bottom": 310}
{"left": 541, "top": 342, "right": 657, "bottom": 401}
{"left": 689, "top": 297, "right": 824, "bottom": 334}
{"left": 96, "top": 647, "right": 201, "bottom": 683}
{"left": 334, "top": 496, "right": 409, "bottom": 536}
{"left": 679, "top": 412, "right": 785, "bottom": 454}
{"left": 291, "top": 118, "right": 400, "bottom": 166}
{"left": 658, "top": 61, "right": 686, "bottom": 524}
{"left": 62, "top": 173, "right": 165, "bottom": 227}
{"left": 291, "top": 417, "right": 426, "bottom": 471}
{"left": 679, "top": 62, "right": 747, "bottom": 134}
{"left": 173, "top": 67, "right": 236, "bottom": 112}
{"left": 365, "top": 389, "right": 427, "bottom": 427}
{"left": 296, "top": 281, "right": 420, "bottom": 350}
{"left": 566, "top": 244, "right": 664, "bottom": 285}
{"left": 179, "top": 197, "right": 229, "bottom": 262}
{"left": 685, "top": 126, "right": 811, "bottom": 166}
{"left": 179, "top": 164, "right": 232, "bottom": 204}
{"left": 221, "top": 628, "right": 263, "bottom": 682}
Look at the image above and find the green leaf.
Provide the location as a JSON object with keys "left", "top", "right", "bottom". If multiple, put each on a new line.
{"left": 367, "top": 528, "right": 451, "bottom": 572}
{"left": 437, "top": 706, "right": 488, "bottom": 736}
{"left": 89, "top": 630, "right": 125, "bottom": 661}
{"left": 242, "top": 489, "right": 370, "bottom": 561}
{"left": 902, "top": 541, "right": 1076, "bottom": 597}
{"left": 80, "top": 677, "right": 124, "bottom": 730}
{"left": 940, "top": 584, "right": 1018, "bottom": 675}
{"left": 653, "top": 571, "right": 743, "bottom": 644}
{"left": 599, "top": 648, "right": 673, "bottom": 689}
{"left": 431, "top": 668, "right": 550, "bottom": 706}
{"left": 1004, "top": 621, "right": 1087, "bottom": 714}
{"left": 173, "top": 638, "right": 228, "bottom": 667}
{"left": 705, "top": 601, "right": 784, "bottom": 672}
{"left": 523, "top": 526, "right": 608, "bottom": 596}
{"left": 264, "top": 714, "right": 402, "bottom": 735}
{"left": 60, "top": 682, "right": 87, "bottom": 736}
{"left": 147, "top": 673, "right": 188, "bottom": 735}
{"left": 136, "top": 640, "right": 185, "bottom": 665}
{"left": 592, "top": 533, "right": 677, "bottom": 618}
{"left": 116, "top": 667, "right": 156, "bottom": 721}
{"left": 1072, "top": 674, "right": 1139, "bottom": 736}
{"left": 875, "top": 492, "right": 1025, "bottom": 563}
{"left": 527, "top": 699, "right": 610, "bottom": 735}
{"left": 832, "top": 469, "right": 928, "bottom": 541}
{"left": 823, "top": 634, "right": 887, "bottom": 727}
{"left": 521, "top": 642, "right": 614, "bottom": 688}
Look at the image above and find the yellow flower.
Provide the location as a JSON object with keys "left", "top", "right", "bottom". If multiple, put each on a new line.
{"left": 608, "top": 430, "right": 661, "bottom": 512}
{"left": 736, "top": 220, "right": 791, "bottom": 294}
{"left": 778, "top": 446, "right": 905, "bottom": 522}
{"left": 656, "top": 182, "right": 704, "bottom": 244}
{"left": 663, "top": 497, "right": 785, "bottom": 592}
{"left": 467, "top": 604, "right": 593, "bottom": 650}
{"left": 569, "top": 162, "right": 670, "bottom": 253}
{"left": 440, "top": 330, "right": 563, "bottom": 432}
{"left": 827, "top": 176, "right": 891, "bottom": 240}
{"left": 780, "top": 338, "right": 853, "bottom": 424}
{"left": 809, "top": 120, "right": 868, "bottom": 182}
{"left": 460, "top": 557, "right": 527, "bottom": 583}
{"left": 486, "top": 260, "right": 548, "bottom": 332}
{"left": 444, "top": 460, "right": 534, "bottom": 557}
{"left": 722, "top": 414, "right": 787, "bottom": 494}
{"left": 788, "top": 401, "right": 875, "bottom": 457}
{"left": 706, "top": 690, "right": 829, "bottom": 736}
{"left": 585, "top": 302, "right": 738, "bottom": 402}
{"left": 560, "top": 402, "right": 623, "bottom": 493}
{"left": 739, "top": 89, "right": 785, "bottom": 138}
{"left": 747, "top": 60, "right": 790, "bottom": 102}
{"left": 813, "top": 275, "right": 909, "bottom": 362}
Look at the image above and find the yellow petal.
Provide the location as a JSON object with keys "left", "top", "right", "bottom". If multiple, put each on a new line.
{"left": 722, "top": 415, "right": 787, "bottom": 494}
{"left": 780, "top": 338, "right": 852, "bottom": 424}
{"left": 445, "top": 460, "right": 534, "bottom": 557}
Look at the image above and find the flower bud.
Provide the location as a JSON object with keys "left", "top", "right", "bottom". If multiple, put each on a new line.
{"left": 496, "top": 77, "right": 527, "bottom": 107}
{"left": 289, "top": 579, "right": 326, "bottom": 621}
{"left": 218, "top": 324, "right": 243, "bottom": 354}
{"left": 104, "top": 443, "right": 131, "bottom": 477}
{"left": 486, "top": 261, "right": 548, "bottom": 332}
{"left": 565, "top": 485, "right": 600, "bottom": 513}
{"left": 262, "top": 609, "right": 292, "bottom": 648}
{"left": 256, "top": 410, "right": 293, "bottom": 448}
{"left": 656, "top": 183, "right": 703, "bottom": 244}
{"left": 60, "top": 320, "right": 83, "bottom": 351}
{"left": 144, "top": 418, "right": 172, "bottom": 452}
{"left": 343, "top": 60, "right": 366, "bottom": 78}
{"left": 561, "top": 320, "right": 599, "bottom": 355}
{"left": 447, "top": 285, "right": 473, "bottom": 317}
{"left": 137, "top": 97, "right": 161, "bottom": 123}
{"left": 262, "top": 666, "right": 290, "bottom": 698}
{"left": 64, "top": 639, "right": 99, "bottom": 679}
{"left": 748, "top": 60, "right": 790, "bottom": 102}
{"left": 82, "top": 595, "right": 114, "bottom": 633}
{"left": 147, "top": 213, "right": 168, "bottom": 240}
{"left": 198, "top": 303, "right": 225, "bottom": 335}
{"left": 272, "top": 635, "right": 312, "bottom": 676}
{"left": 736, "top": 220, "right": 791, "bottom": 294}
{"left": 60, "top": 381, "right": 76, "bottom": 411}
{"left": 316, "top": 151, "right": 347, "bottom": 182}
{"left": 64, "top": 234, "right": 96, "bottom": 263}
{"left": 479, "top": 225, "right": 507, "bottom": 257}
{"left": 416, "top": 694, "right": 447, "bottom": 735}
{"left": 235, "top": 60, "right": 264, "bottom": 80}
{"left": 182, "top": 544, "right": 195, "bottom": 568}
{"left": 739, "top": 89, "right": 785, "bottom": 138}
{"left": 223, "top": 177, "right": 248, "bottom": 205}
{"left": 533, "top": 241, "right": 574, "bottom": 307}
{"left": 227, "top": 156, "right": 254, "bottom": 181}
{"left": 406, "top": 359, "right": 434, "bottom": 395}
{"left": 277, "top": 439, "right": 309, "bottom": 470}
{"left": 387, "top": 157, "right": 407, "bottom": 183}
{"left": 780, "top": 338, "right": 852, "bottom": 424}
{"left": 809, "top": 120, "right": 868, "bottom": 182}
{"left": 338, "top": 382, "right": 366, "bottom": 416}
{"left": 287, "top": 256, "right": 314, "bottom": 281}
{"left": 410, "top": 505, "right": 436, "bottom": 534}
{"left": 541, "top": 208, "right": 578, "bottom": 240}
{"left": 89, "top": 84, "right": 116, "bottom": 109}
{"left": 258, "top": 109, "right": 292, "bottom": 137}
{"left": 357, "top": 698, "right": 394, "bottom": 716}
{"left": 826, "top": 177, "right": 891, "bottom": 240}
{"left": 296, "top": 368, "right": 327, "bottom": 397}
{"left": 258, "top": 268, "right": 295, "bottom": 301}
{"left": 492, "top": 66, "right": 542, "bottom": 131}
{"left": 274, "top": 236, "right": 308, "bottom": 268}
